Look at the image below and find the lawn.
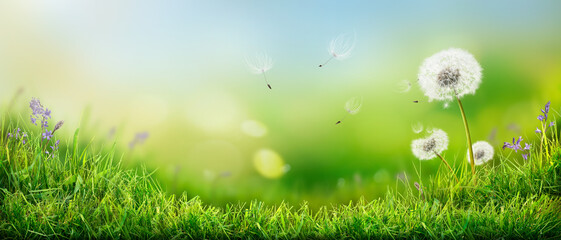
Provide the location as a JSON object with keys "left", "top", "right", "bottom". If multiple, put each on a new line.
{"left": 1, "top": 106, "right": 560, "bottom": 239}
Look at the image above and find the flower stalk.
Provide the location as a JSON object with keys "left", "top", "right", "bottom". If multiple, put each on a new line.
{"left": 435, "top": 152, "right": 459, "bottom": 183}
{"left": 456, "top": 95, "right": 475, "bottom": 176}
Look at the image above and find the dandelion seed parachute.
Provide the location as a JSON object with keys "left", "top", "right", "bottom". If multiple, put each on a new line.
{"left": 417, "top": 48, "right": 482, "bottom": 102}
{"left": 411, "top": 128, "right": 449, "bottom": 160}
{"left": 468, "top": 141, "right": 494, "bottom": 165}
{"left": 396, "top": 80, "right": 412, "bottom": 93}
{"left": 345, "top": 96, "right": 362, "bottom": 115}
{"left": 246, "top": 53, "right": 273, "bottom": 89}
{"left": 411, "top": 122, "right": 423, "bottom": 134}
{"left": 246, "top": 53, "right": 273, "bottom": 74}
{"left": 319, "top": 33, "right": 355, "bottom": 67}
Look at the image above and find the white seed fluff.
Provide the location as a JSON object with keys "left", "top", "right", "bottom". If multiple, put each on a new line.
{"left": 246, "top": 53, "right": 273, "bottom": 74}
{"left": 328, "top": 33, "right": 355, "bottom": 60}
{"left": 418, "top": 48, "right": 482, "bottom": 102}
{"left": 396, "top": 79, "right": 412, "bottom": 93}
{"left": 468, "top": 141, "right": 494, "bottom": 165}
{"left": 345, "top": 96, "right": 362, "bottom": 115}
{"left": 411, "top": 128, "right": 449, "bottom": 160}
{"left": 411, "top": 122, "right": 424, "bottom": 134}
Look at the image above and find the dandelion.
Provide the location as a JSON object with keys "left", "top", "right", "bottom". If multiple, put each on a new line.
{"left": 319, "top": 33, "right": 355, "bottom": 67}
{"left": 336, "top": 96, "right": 362, "bottom": 125}
{"left": 468, "top": 141, "right": 494, "bottom": 166}
{"left": 411, "top": 122, "right": 424, "bottom": 134}
{"left": 411, "top": 128, "right": 458, "bottom": 182}
{"left": 246, "top": 52, "right": 273, "bottom": 89}
{"left": 396, "top": 80, "right": 412, "bottom": 93}
{"left": 417, "top": 48, "right": 482, "bottom": 176}
{"left": 411, "top": 128, "right": 449, "bottom": 160}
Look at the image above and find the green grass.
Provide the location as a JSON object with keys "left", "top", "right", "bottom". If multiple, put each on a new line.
{"left": 1, "top": 114, "right": 561, "bottom": 239}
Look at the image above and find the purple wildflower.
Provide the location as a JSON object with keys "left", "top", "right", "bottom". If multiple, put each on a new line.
{"left": 44, "top": 108, "right": 51, "bottom": 118}
{"left": 129, "top": 131, "right": 149, "bottom": 149}
{"left": 42, "top": 130, "right": 53, "bottom": 141}
{"left": 503, "top": 136, "right": 523, "bottom": 152}
{"left": 52, "top": 120, "right": 64, "bottom": 134}
{"left": 6, "top": 128, "right": 28, "bottom": 144}
{"left": 50, "top": 140, "right": 60, "bottom": 151}
{"left": 536, "top": 101, "right": 556, "bottom": 136}
{"left": 41, "top": 119, "right": 49, "bottom": 129}
{"left": 29, "top": 98, "right": 44, "bottom": 116}
{"left": 503, "top": 136, "right": 531, "bottom": 160}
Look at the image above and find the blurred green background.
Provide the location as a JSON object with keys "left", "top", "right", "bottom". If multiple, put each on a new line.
{"left": 1, "top": 1, "right": 561, "bottom": 209}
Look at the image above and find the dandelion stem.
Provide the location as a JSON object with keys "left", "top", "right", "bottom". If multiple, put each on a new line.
{"left": 262, "top": 72, "right": 271, "bottom": 89}
{"left": 456, "top": 95, "right": 475, "bottom": 178}
{"left": 435, "top": 152, "right": 459, "bottom": 183}
{"left": 319, "top": 56, "right": 334, "bottom": 67}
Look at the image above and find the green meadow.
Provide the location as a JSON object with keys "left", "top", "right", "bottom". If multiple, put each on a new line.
{"left": 2, "top": 1, "right": 561, "bottom": 239}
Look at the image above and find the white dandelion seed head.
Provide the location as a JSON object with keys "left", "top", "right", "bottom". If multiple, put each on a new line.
{"left": 246, "top": 52, "right": 273, "bottom": 74}
{"left": 411, "top": 122, "right": 424, "bottom": 134}
{"left": 411, "top": 128, "right": 449, "bottom": 160}
{"left": 328, "top": 33, "right": 355, "bottom": 60}
{"left": 417, "top": 48, "right": 482, "bottom": 102}
{"left": 468, "top": 141, "right": 494, "bottom": 166}
{"left": 345, "top": 96, "right": 362, "bottom": 115}
{"left": 396, "top": 79, "right": 412, "bottom": 93}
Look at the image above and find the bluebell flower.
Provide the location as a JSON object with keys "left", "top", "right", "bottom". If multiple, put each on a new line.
{"left": 503, "top": 136, "right": 530, "bottom": 160}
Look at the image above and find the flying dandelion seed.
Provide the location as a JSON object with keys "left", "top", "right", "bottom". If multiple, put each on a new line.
{"left": 337, "top": 178, "right": 346, "bottom": 188}
{"left": 319, "top": 33, "right": 355, "bottom": 67}
{"left": 468, "top": 141, "right": 494, "bottom": 166}
{"left": 396, "top": 80, "right": 412, "bottom": 93}
{"left": 413, "top": 100, "right": 419, "bottom": 103}
{"left": 443, "top": 102, "right": 450, "bottom": 109}
{"left": 282, "top": 164, "right": 291, "bottom": 173}
{"left": 336, "top": 96, "right": 362, "bottom": 125}
{"left": 412, "top": 122, "right": 424, "bottom": 134}
{"left": 246, "top": 52, "right": 273, "bottom": 89}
